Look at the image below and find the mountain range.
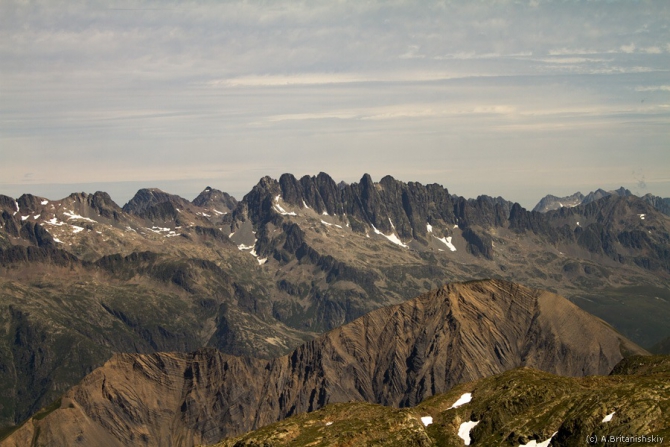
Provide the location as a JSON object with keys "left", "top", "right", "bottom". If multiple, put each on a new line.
{"left": 0, "top": 172, "right": 669, "bottom": 440}
{"left": 533, "top": 187, "right": 670, "bottom": 216}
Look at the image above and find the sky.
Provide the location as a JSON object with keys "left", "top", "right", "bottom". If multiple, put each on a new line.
{"left": 1, "top": 0, "right": 669, "bottom": 208}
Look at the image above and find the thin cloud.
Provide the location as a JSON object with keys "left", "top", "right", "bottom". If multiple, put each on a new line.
{"left": 635, "top": 85, "right": 670, "bottom": 92}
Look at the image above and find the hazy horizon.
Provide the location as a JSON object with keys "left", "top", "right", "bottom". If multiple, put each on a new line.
{"left": 2, "top": 0, "right": 669, "bottom": 208}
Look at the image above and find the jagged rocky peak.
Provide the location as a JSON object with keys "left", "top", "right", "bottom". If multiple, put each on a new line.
{"left": 241, "top": 172, "right": 516, "bottom": 243}
{"left": 532, "top": 191, "right": 585, "bottom": 213}
{"left": 354, "top": 172, "right": 393, "bottom": 233}
{"left": 0, "top": 195, "right": 19, "bottom": 213}
{"left": 533, "top": 187, "right": 634, "bottom": 213}
{"left": 234, "top": 172, "right": 670, "bottom": 267}
{"left": 63, "top": 191, "right": 124, "bottom": 220}
{"left": 192, "top": 186, "right": 237, "bottom": 212}
{"left": 88, "top": 191, "right": 122, "bottom": 212}
{"left": 555, "top": 193, "right": 656, "bottom": 223}
{"left": 16, "top": 193, "right": 50, "bottom": 214}
{"left": 123, "top": 188, "right": 189, "bottom": 213}
{"left": 121, "top": 189, "right": 200, "bottom": 226}
{"left": 582, "top": 186, "right": 631, "bottom": 205}
{"left": 237, "top": 176, "right": 281, "bottom": 224}
{"left": 276, "top": 172, "right": 341, "bottom": 216}
{"left": 122, "top": 188, "right": 158, "bottom": 213}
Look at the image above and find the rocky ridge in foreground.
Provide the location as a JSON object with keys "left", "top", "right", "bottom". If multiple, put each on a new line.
{"left": 1, "top": 279, "right": 646, "bottom": 447}
{"left": 212, "top": 355, "right": 670, "bottom": 447}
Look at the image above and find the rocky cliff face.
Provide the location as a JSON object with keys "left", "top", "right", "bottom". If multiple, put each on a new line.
{"left": 1, "top": 280, "right": 645, "bottom": 447}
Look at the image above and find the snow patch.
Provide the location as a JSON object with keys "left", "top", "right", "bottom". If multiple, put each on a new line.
{"left": 448, "top": 393, "right": 472, "bottom": 409}
{"left": 435, "top": 236, "right": 457, "bottom": 252}
{"left": 321, "top": 220, "right": 342, "bottom": 229}
{"left": 602, "top": 412, "right": 615, "bottom": 423}
{"left": 33, "top": 214, "right": 40, "bottom": 219}
{"left": 453, "top": 224, "right": 458, "bottom": 229}
{"left": 228, "top": 232, "right": 235, "bottom": 238}
{"left": 426, "top": 223, "right": 433, "bottom": 233}
{"left": 322, "top": 211, "right": 329, "bottom": 216}
{"left": 212, "top": 209, "right": 226, "bottom": 215}
{"left": 639, "top": 214, "right": 646, "bottom": 220}
{"left": 458, "top": 421, "right": 479, "bottom": 445}
{"left": 388, "top": 218, "right": 395, "bottom": 229}
{"left": 420, "top": 416, "right": 433, "bottom": 426}
{"left": 63, "top": 211, "right": 95, "bottom": 222}
{"left": 41, "top": 200, "right": 49, "bottom": 205}
{"left": 273, "top": 197, "right": 297, "bottom": 216}
{"left": 273, "top": 205, "right": 296, "bottom": 216}
{"left": 371, "top": 225, "right": 408, "bottom": 248}
{"left": 46, "top": 217, "right": 65, "bottom": 226}
{"left": 302, "top": 200, "right": 310, "bottom": 209}
{"left": 52, "top": 237, "right": 63, "bottom": 243}
{"left": 71, "top": 226, "right": 84, "bottom": 234}
{"left": 238, "top": 240, "right": 265, "bottom": 263}
{"left": 576, "top": 221, "right": 580, "bottom": 226}
{"left": 518, "top": 432, "right": 557, "bottom": 447}
{"left": 21, "top": 215, "right": 29, "bottom": 221}
{"left": 325, "top": 421, "right": 333, "bottom": 426}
